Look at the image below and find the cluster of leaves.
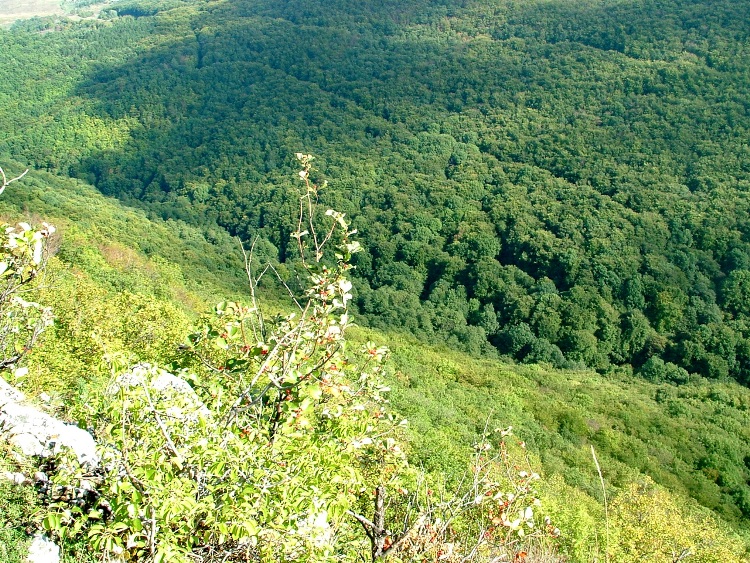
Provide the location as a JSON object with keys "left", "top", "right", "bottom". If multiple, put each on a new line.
{"left": 33, "top": 158, "right": 562, "bottom": 563}
{"left": 428, "top": 429, "right": 561, "bottom": 562}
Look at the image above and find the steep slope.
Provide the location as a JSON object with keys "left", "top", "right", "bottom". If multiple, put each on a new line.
{"left": 1, "top": 0, "right": 750, "bottom": 555}
{"left": 2, "top": 0, "right": 750, "bottom": 384}
{"left": 0, "top": 167, "right": 747, "bottom": 560}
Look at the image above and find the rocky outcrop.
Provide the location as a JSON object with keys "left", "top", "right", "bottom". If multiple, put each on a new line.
{"left": 109, "top": 363, "right": 210, "bottom": 421}
{"left": 0, "top": 377, "right": 98, "bottom": 467}
{"left": 0, "top": 377, "right": 91, "bottom": 563}
{"left": 25, "top": 534, "right": 60, "bottom": 563}
{"left": 1, "top": 366, "right": 204, "bottom": 563}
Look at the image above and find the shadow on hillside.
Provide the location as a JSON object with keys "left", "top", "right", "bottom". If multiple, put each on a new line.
{"left": 71, "top": 0, "right": 747, "bottom": 229}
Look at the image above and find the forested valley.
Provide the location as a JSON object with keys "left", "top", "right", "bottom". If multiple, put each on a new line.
{"left": 2, "top": 0, "right": 750, "bottom": 560}
{"left": 4, "top": 0, "right": 750, "bottom": 383}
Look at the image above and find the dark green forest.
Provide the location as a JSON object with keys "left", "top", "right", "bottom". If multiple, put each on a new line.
{"left": 3, "top": 0, "right": 750, "bottom": 385}
{"left": 2, "top": 0, "right": 750, "bottom": 557}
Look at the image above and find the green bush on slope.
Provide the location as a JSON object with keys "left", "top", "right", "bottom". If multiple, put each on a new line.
{"left": 0, "top": 162, "right": 747, "bottom": 560}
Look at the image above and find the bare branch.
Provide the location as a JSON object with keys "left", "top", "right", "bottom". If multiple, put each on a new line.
{"left": 347, "top": 510, "right": 376, "bottom": 540}
{"left": 0, "top": 166, "right": 28, "bottom": 195}
{"left": 383, "top": 513, "right": 427, "bottom": 557}
{"left": 592, "top": 445, "right": 609, "bottom": 563}
{"left": 139, "top": 379, "right": 183, "bottom": 464}
{"left": 239, "top": 236, "right": 265, "bottom": 341}
{"left": 267, "top": 262, "right": 304, "bottom": 312}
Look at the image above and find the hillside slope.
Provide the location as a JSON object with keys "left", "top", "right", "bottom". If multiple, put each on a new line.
{"left": 2, "top": 0, "right": 750, "bottom": 557}
{"left": 0, "top": 168, "right": 748, "bottom": 560}
{"left": 2, "top": 0, "right": 750, "bottom": 385}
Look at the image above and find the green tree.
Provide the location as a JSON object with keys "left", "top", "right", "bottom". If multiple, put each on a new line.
{"left": 0, "top": 167, "right": 55, "bottom": 375}
{"left": 722, "top": 270, "right": 750, "bottom": 319}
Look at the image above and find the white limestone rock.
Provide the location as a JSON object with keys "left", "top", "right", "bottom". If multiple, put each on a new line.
{"left": 1, "top": 470, "right": 29, "bottom": 485}
{"left": 0, "top": 380, "right": 98, "bottom": 467}
{"left": 25, "top": 534, "right": 60, "bottom": 563}
{"left": 111, "top": 363, "right": 210, "bottom": 421}
{"left": 0, "top": 376, "right": 26, "bottom": 405}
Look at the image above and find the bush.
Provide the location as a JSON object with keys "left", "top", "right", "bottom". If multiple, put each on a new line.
{"left": 0, "top": 167, "right": 55, "bottom": 378}
{"left": 0, "top": 450, "right": 37, "bottom": 563}
{"left": 39, "top": 157, "right": 560, "bottom": 562}
{"left": 610, "top": 477, "right": 746, "bottom": 562}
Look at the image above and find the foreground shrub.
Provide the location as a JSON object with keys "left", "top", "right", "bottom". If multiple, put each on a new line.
{"left": 37, "top": 156, "right": 559, "bottom": 562}
{"left": 610, "top": 477, "right": 747, "bottom": 562}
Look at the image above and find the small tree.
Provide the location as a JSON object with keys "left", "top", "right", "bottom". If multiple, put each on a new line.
{"left": 41, "top": 156, "right": 559, "bottom": 562}
{"left": 0, "top": 166, "right": 55, "bottom": 377}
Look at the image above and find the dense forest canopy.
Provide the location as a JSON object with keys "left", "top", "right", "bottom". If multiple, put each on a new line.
{"left": 3, "top": 164, "right": 750, "bottom": 560}
{"left": 4, "top": 0, "right": 750, "bottom": 554}
{"left": 2, "top": 0, "right": 750, "bottom": 384}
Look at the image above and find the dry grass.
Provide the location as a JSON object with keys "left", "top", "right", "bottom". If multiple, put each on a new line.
{"left": 0, "top": 0, "right": 64, "bottom": 25}
{"left": 0, "top": 0, "right": 109, "bottom": 26}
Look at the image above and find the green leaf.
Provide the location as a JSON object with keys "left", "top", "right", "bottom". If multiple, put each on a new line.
{"left": 42, "top": 513, "right": 62, "bottom": 532}
{"left": 87, "top": 509, "right": 103, "bottom": 520}
{"left": 308, "top": 383, "right": 322, "bottom": 400}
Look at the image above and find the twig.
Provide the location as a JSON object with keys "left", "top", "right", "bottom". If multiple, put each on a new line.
{"left": 150, "top": 508, "right": 156, "bottom": 557}
{"left": 267, "top": 262, "right": 304, "bottom": 312}
{"left": 0, "top": 167, "right": 28, "bottom": 195}
{"left": 239, "top": 237, "right": 265, "bottom": 340}
{"left": 348, "top": 509, "right": 377, "bottom": 540}
{"left": 591, "top": 445, "right": 609, "bottom": 563}
{"left": 140, "top": 380, "right": 183, "bottom": 464}
{"left": 385, "top": 513, "right": 427, "bottom": 557}
{"left": 460, "top": 525, "right": 487, "bottom": 562}
{"left": 120, "top": 401, "right": 147, "bottom": 495}
{"left": 220, "top": 313, "right": 309, "bottom": 427}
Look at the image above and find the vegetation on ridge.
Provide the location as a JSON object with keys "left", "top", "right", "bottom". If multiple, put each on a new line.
{"left": 0, "top": 161, "right": 746, "bottom": 561}
{"left": 1, "top": 0, "right": 750, "bottom": 557}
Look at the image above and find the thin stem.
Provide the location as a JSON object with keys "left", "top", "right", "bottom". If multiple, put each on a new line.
{"left": 139, "top": 379, "right": 182, "bottom": 464}
{"left": 306, "top": 185, "right": 320, "bottom": 259}
{"left": 0, "top": 167, "right": 28, "bottom": 195}
{"left": 240, "top": 237, "right": 265, "bottom": 341}
{"left": 591, "top": 445, "right": 609, "bottom": 563}
{"left": 267, "top": 262, "right": 304, "bottom": 312}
